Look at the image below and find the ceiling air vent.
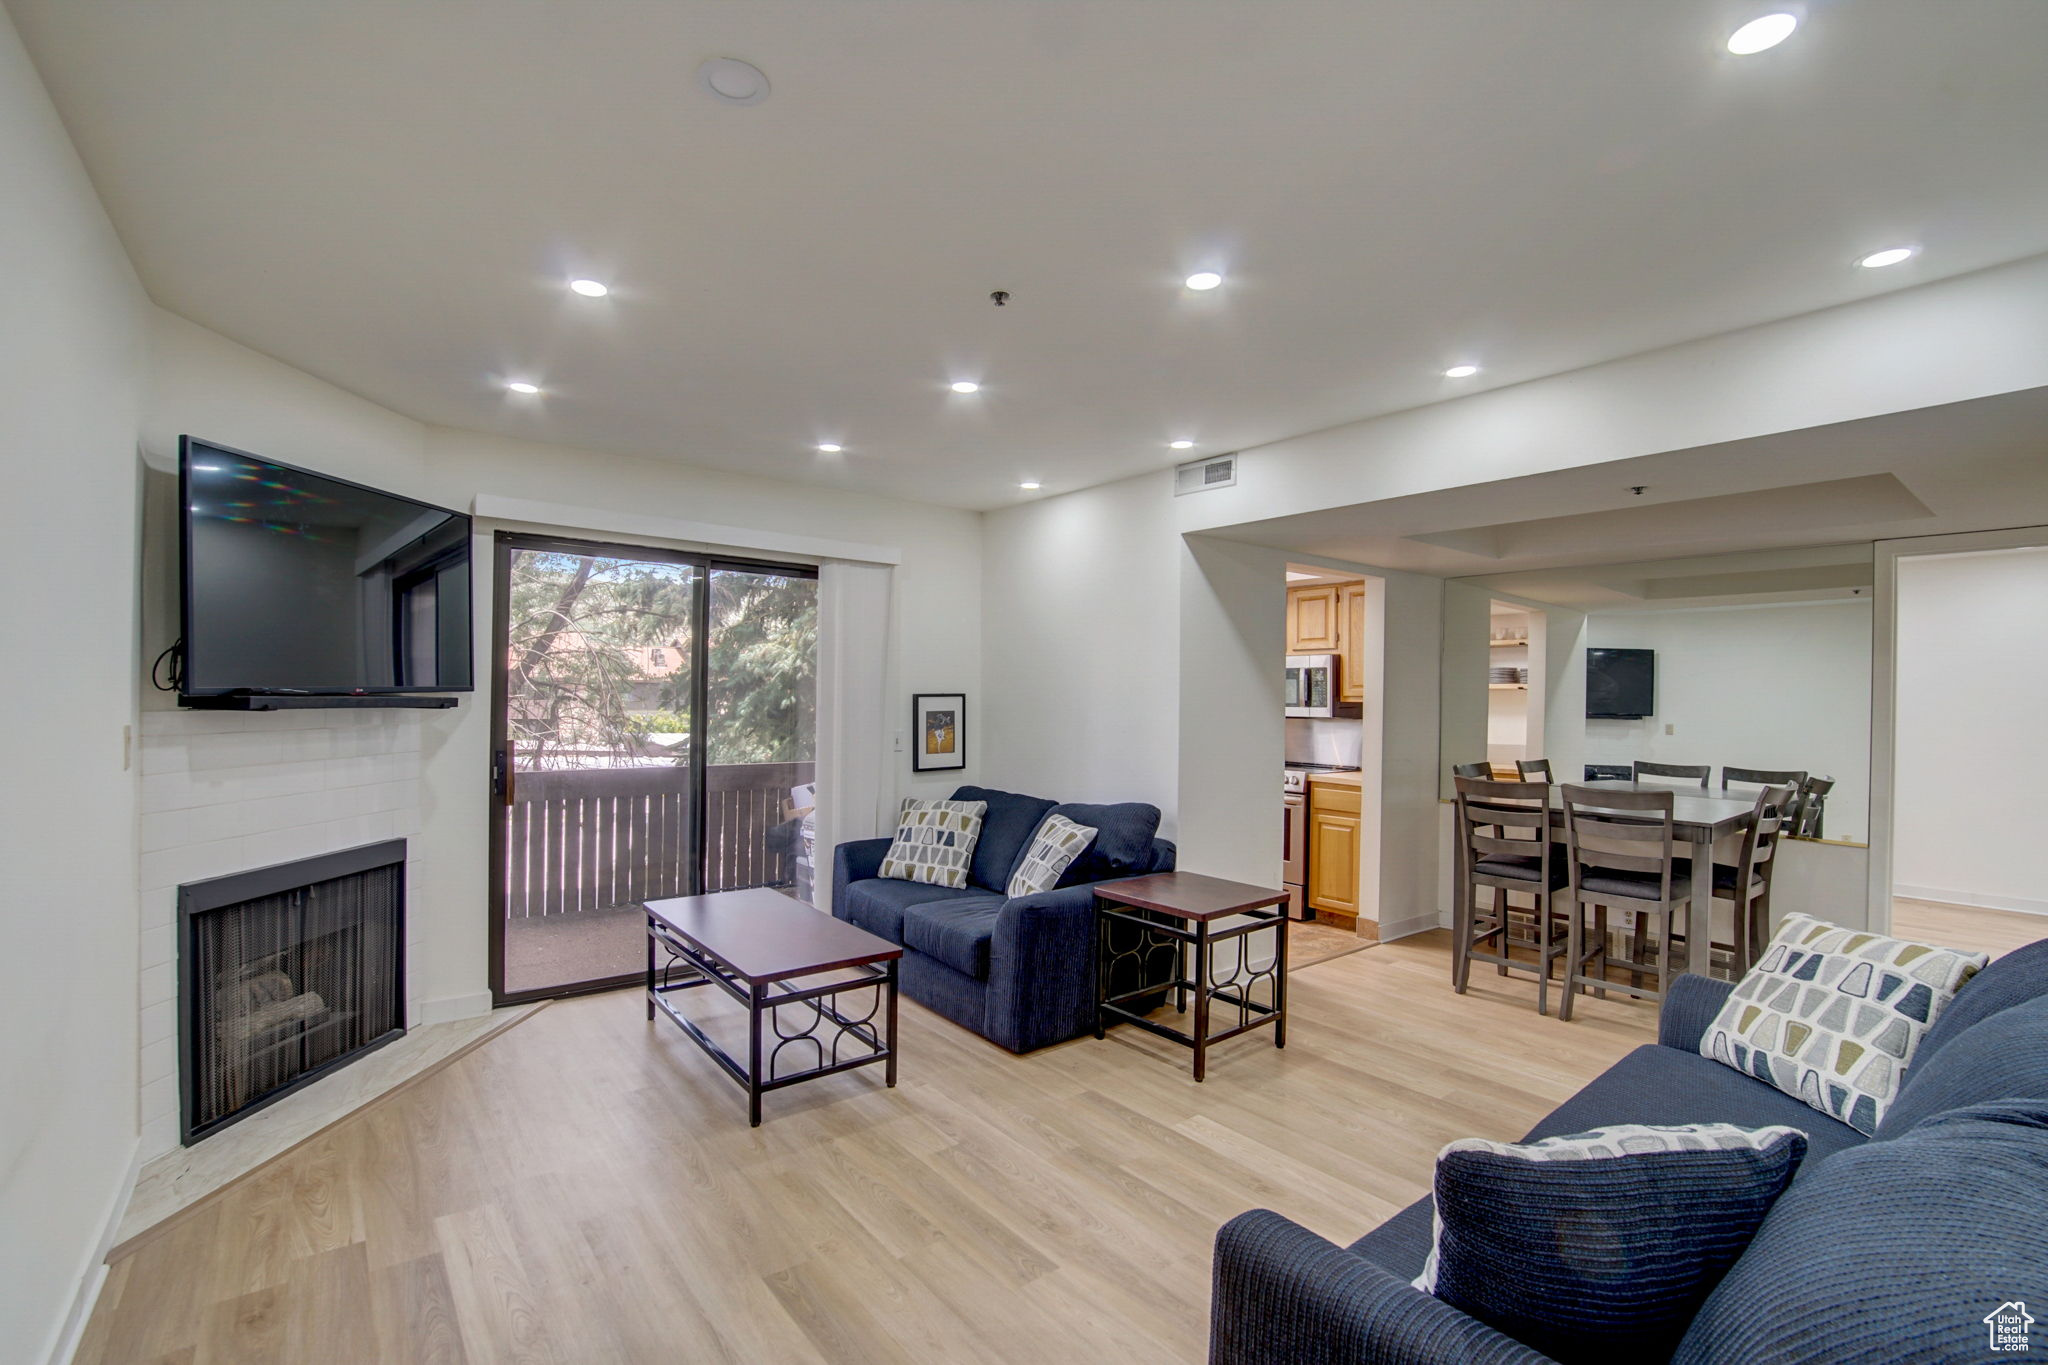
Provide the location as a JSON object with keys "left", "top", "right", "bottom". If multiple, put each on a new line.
{"left": 1174, "top": 453, "right": 1237, "bottom": 495}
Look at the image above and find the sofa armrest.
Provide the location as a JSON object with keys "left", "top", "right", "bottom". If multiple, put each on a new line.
{"left": 830, "top": 838, "right": 894, "bottom": 920}
{"left": 1149, "top": 838, "right": 1178, "bottom": 873}
{"left": 1658, "top": 972, "right": 1734, "bottom": 1051}
{"left": 1211, "top": 1210, "right": 1556, "bottom": 1365}
{"left": 981, "top": 883, "right": 1101, "bottom": 1052}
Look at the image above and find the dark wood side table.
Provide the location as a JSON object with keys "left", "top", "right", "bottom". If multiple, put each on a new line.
{"left": 643, "top": 887, "right": 901, "bottom": 1126}
{"left": 1093, "top": 871, "right": 1290, "bottom": 1082}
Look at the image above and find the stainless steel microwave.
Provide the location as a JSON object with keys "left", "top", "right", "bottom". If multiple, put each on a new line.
{"left": 1285, "top": 654, "right": 1338, "bottom": 718}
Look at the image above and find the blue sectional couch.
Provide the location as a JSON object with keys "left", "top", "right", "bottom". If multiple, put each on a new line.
{"left": 831, "top": 786, "right": 1175, "bottom": 1053}
{"left": 1212, "top": 939, "right": 2048, "bottom": 1364}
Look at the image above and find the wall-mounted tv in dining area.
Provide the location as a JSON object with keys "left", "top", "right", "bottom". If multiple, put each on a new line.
{"left": 179, "top": 436, "right": 474, "bottom": 696}
{"left": 1586, "top": 646, "right": 1655, "bottom": 719}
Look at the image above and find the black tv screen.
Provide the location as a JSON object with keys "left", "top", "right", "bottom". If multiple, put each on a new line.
{"left": 180, "top": 437, "right": 473, "bottom": 695}
{"left": 1586, "top": 647, "right": 1654, "bottom": 719}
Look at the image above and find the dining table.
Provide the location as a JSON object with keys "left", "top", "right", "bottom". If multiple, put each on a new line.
{"left": 1548, "top": 779, "right": 1760, "bottom": 980}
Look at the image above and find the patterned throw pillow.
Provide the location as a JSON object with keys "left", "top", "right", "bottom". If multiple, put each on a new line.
{"left": 1006, "top": 814, "right": 1098, "bottom": 898}
{"left": 877, "top": 798, "right": 987, "bottom": 889}
{"left": 1701, "top": 914, "right": 1988, "bottom": 1134}
{"left": 1416, "top": 1123, "right": 1808, "bottom": 1362}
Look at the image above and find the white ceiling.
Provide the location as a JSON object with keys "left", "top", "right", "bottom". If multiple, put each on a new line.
{"left": 15, "top": 0, "right": 2048, "bottom": 510}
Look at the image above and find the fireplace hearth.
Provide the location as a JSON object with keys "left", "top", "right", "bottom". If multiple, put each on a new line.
{"left": 178, "top": 840, "right": 406, "bottom": 1145}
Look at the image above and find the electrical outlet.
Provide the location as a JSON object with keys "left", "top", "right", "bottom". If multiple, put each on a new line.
{"left": 1664, "top": 723, "right": 1675, "bottom": 736}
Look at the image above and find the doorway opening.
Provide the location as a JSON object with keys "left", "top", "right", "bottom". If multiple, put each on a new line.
{"left": 488, "top": 532, "right": 818, "bottom": 1003}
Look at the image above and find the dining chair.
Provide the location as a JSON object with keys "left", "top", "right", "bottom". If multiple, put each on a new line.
{"left": 1721, "top": 767, "right": 1808, "bottom": 841}
{"left": 1515, "top": 758, "right": 1553, "bottom": 782}
{"left": 1451, "top": 777, "right": 1570, "bottom": 1014}
{"left": 1558, "top": 784, "right": 1693, "bottom": 1021}
{"left": 1792, "top": 775, "right": 1834, "bottom": 839}
{"left": 1632, "top": 760, "right": 1709, "bottom": 789}
{"left": 1451, "top": 761, "right": 1493, "bottom": 780}
{"left": 1708, "top": 783, "right": 1798, "bottom": 975}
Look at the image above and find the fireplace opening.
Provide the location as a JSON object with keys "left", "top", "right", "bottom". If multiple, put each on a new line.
{"left": 178, "top": 840, "right": 406, "bottom": 1145}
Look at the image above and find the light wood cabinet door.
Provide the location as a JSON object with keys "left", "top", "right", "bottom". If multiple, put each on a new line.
{"left": 1337, "top": 582, "right": 1366, "bottom": 703}
{"left": 1308, "top": 808, "right": 1360, "bottom": 916}
{"left": 1287, "top": 585, "right": 1341, "bottom": 653}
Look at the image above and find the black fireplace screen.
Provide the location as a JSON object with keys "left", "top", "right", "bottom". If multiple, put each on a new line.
{"left": 179, "top": 840, "right": 405, "bottom": 1144}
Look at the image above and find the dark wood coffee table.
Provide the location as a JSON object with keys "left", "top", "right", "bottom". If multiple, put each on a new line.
{"left": 643, "top": 888, "right": 901, "bottom": 1125}
{"left": 1093, "top": 871, "right": 1290, "bottom": 1081}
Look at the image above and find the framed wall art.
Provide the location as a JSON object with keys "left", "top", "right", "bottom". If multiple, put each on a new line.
{"left": 911, "top": 693, "right": 966, "bottom": 772}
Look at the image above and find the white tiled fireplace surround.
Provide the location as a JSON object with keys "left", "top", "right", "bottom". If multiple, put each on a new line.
{"left": 137, "top": 707, "right": 426, "bottom": 1160}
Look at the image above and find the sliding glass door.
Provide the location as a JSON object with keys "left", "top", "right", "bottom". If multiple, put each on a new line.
{"left": 488, "top": 533, "right": 818, "bottom": 1003}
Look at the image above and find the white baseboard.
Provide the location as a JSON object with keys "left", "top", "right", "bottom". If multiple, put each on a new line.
{"left": 1895, "top": 885, "right": 2048, "bottom": 918}
{"left": 44, "top": 1140, "right": 142, "bottom": 1365}
{"left": 1378, "top": 911, "right": 1442, "bottom": 942}
{"left": 417, "top": 990, "right": 495, "bottom": 1026}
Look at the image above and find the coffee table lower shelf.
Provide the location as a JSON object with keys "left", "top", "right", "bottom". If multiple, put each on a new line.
{"left": 645, "top": 909, "right": 899, "bottom": 1126}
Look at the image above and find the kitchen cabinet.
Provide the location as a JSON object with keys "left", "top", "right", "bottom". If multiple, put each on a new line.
{"left": 1307, "top": 780, "right": 1361, "bottom": 921}
{"left": 1337, "top": 581, "right": 1366, "bottom": 704}
{"left": 1286, "top": 584, "right": 1341, "bottom": 653}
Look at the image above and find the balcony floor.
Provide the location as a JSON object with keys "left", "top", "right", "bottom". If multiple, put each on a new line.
{"left": 504, "top": 887, "right": 804, "bottom": 996}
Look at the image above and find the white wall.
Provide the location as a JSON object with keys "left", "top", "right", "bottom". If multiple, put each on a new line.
{"left": 141, "top": 307, "right": 984, "bottom": 1025}
{"left": 980, "top": 470, "right": 1181, "bottom": 823}
{"left": 1572, "top": 601, "right": 1874, "bottom": 841}
{"left": 1893, "top": 546, "right": 2048, "bottom": 915}
{"left": 0, "top": 8, "right": 148, "bottom": 1360}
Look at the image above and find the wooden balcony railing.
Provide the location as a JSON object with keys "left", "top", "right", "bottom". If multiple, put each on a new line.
{"left": 503, "top": 761, "right": 814, "bottom": 918}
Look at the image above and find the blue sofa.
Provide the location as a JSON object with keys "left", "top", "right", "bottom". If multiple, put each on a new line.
{"left": 1212, "top": 938, "right": 2048, "bottom": 1364}
{"left": 831, "top": 786, "right": 1176, "bottom": 1053}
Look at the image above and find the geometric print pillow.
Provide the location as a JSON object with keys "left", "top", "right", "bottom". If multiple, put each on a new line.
{"left": 1701, "top": 914, "right": 1988, "bottom": 1135}
{"left": 878, "top": 798, "right": 987, "bottom": 889}
{"left": 1414, "top": 1123, "right": 1809, "bottom": 1362}
{"left": 1006, "top": 813, "right": 1098, "bottom": 898}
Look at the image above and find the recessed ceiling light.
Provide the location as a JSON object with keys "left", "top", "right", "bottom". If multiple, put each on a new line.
{"left": 1726, "top": 13, "right": 1798, "bottom": 55}
{"left": 1019, "top": 481, "right": 1041, "bottom": 490}
{"left": 698, "top": 57, "right": 770, "bottom": 106}
{"left": 816, "top": 443, "right": 843, "bottom": 453}
{"left": 950, "top": 380, "right": 981, "bottom": 394}
{"left": 505, "top": 380, "right": 541, "bottom": 395}
{"left": 1443, "top": 364, "right": 1480, "bottom": 379}
{"left": 568, "top": 278, "right": 609, "bottom": 297}
{"left": 1857, "top": 246, "right": 1917, "bottom": 269}
{"left": 1184, "top": 271, "right": 1224, "bottom": 291}
{"left": 1169, "top": 440, "right": 1195, "bottom": 450}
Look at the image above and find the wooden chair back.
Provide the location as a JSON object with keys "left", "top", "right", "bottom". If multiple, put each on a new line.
{"left": 1561, "top": 783, "right": 1680, "bottom": 897}
{"left": 1516, "top": 758, "right": 1553, "bottom": 782}
{"left": 1632, "top": 760, "right": 1709, "bottom": 789}
{"left": 1453, "top": 777, "right": 1553, "bottom": 874}
{"left": 1451, "top": 761, "right": 1494, "bottom": 780}
{"left": 1722, "top": 765, "right": 1807, "bottom": 794}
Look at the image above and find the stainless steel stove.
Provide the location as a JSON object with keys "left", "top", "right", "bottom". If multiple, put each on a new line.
{"left": 1282, "top": 761, "right": 1361, "bottom": 794}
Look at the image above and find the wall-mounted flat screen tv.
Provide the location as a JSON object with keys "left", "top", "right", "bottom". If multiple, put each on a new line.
{"left": 1586, "top": 647, "right": 1654, "bottom": 719}
{"left": 180, "top": 436, "right": 473, "bottom": 695}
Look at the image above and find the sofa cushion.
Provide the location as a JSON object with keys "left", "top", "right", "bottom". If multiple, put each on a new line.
{"left": 1700, "top": 913, "right": 1988, "bottom": 1134}
{"left": 1875, "top": 993, "right": 2048, "bottom": 1141}
{"left": 951, "top": 786, "right": 1057, "bottom": 893}
{"left": 1529, "top": 1043, "right": 1866, "bottom": 1163}
{"left": 901, "top": 894, "right": 1007, "bottom": 980}
{"left": 842, "top": 877, "right": 979, "bottom": 943}
{"left": 1418, "top": 1123, "right": 1807, "bottom": 1364}
{"left": 1007, "top": 813, "right": 1098, "bottom": 897}
{"left": 1907, "top": 936, "right": 2048, "bottom": 1074}
{"left": 879, "top": 797, "right": 987, "bottom": 889}
{"left": 1674, "top": 1101, "right": 2048, "bottom": 1365}
{"left": 1350, "top": 1041, "right": 1867, "bottom": 1286}
{"left": 1050, "top": 801, "right": 1162, "bottom": 887}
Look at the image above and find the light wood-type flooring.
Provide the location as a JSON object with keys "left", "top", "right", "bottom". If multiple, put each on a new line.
{"left": 75, "top": 901, "right": 2041, "bottom": 1365}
